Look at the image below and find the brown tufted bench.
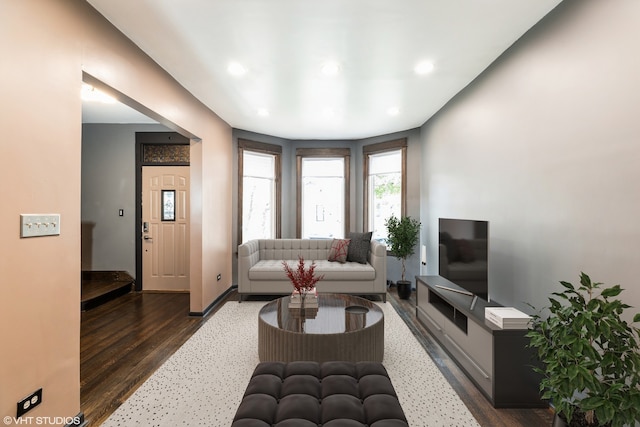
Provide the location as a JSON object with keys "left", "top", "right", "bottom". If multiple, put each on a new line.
{"left": 232, "top": 361, "right": 408, "bottom": 427}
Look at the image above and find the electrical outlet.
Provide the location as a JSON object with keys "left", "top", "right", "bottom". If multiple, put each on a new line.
{"left": 17, "top": 388, "right": 42, "bottom": 418}
{"left": 217, "top": 274, "right": 221, "bottom": 281}
{"left": 20, "top": 214, "right": 60, "bottom": 238}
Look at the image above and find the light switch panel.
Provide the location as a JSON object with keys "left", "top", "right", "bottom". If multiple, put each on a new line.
{"left": 20, "top": 214, "right": 61, "bottom": 238}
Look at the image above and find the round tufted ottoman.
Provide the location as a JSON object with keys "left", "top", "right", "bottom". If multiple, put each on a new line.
{"left": 232, "top": 361, "right": 408, "bottom": 427}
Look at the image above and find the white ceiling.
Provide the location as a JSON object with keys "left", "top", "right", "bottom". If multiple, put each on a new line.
{"left": 85, "top": 0, "right": 562, "bottom": 139}
{"left": 82, "top": 98, "right": 159, "bottom": 124}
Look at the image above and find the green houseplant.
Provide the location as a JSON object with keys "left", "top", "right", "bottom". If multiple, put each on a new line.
{"left": 526, "top": 273, "right": 640, "bottom": 427}
{"left": 385, "top": 215, "right": 421, "bottom": 300}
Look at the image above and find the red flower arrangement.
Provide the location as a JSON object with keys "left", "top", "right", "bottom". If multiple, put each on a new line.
{"left": 282, "top": 256, "right": 324, "bottom": 295}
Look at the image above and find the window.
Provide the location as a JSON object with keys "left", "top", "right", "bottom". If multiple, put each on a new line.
{"left": 238, "top": 140, "right": 281, "bottom": 243}
{"left": 296, "top": 148, "right": 350, "bottom": 239}
{"left": 364, "top": 139, "right": 407, "bottom": 242}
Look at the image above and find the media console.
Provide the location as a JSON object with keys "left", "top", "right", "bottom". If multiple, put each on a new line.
{"left": 415, "top": 276, "right": 545, "bottom": 408}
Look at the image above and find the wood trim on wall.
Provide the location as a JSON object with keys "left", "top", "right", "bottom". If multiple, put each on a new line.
{"left": 296, "top": 147, "right": 350, "bottom": 157}
{"left": 363, "top": 138, "right": 407, "bottom": 233}
{"left": 296, "top": 154, "right": 302, "bottom": 238}
{"left": 135, "top": 132, "right": 190, "bottom": 291}
{"left": 238, "top": 138, "right": 283, "bottom": 154}
{"left": 295, "top": 147, "right": 351, "bottom": 238}
{"left": 238, "top": 139, "right": 282, "bottom": 244}
{"left": 362, "top": 138, "right": 407, "bottom": 154}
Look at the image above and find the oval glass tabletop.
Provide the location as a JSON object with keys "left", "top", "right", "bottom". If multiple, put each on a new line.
{"left": 259, "top": 293, "right": 383, "bottom": 334}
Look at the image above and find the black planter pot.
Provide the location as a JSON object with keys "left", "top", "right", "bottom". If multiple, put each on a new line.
{"left": 396, "top": 280, "right": 412, "bottom": 299}
{"left": 552, "top": 411, "right": 611, "bottom": 427}
{"left": 552, "top": 414, "right": 567, "bottom": 427}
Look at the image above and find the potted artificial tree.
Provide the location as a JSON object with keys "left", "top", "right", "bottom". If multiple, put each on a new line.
{"left": 385, "top": 215, "right": 421, "bottom": 300}
{"left": 526, "top": 273, "right": 640, "bottom": 427}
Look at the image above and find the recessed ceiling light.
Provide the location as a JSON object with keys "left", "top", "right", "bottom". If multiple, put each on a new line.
{"left": 257, "top": 108, "right": 269, "bottom": 117}
{"left": 227, "top": 62, "right": 247, "bottom": 77}
{"left": 321, "top": 61, "right": 341, "bottom": 76}
{"left": 387, "top": 107, "right": 400, "bottom": 116}
{"left": 414, "top": 60, "right": 435, "bottom": 75}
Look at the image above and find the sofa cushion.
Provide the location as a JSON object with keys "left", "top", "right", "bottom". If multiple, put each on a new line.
{"left": 346, "top": 231, "right": 372, "bottom": 264}
{"left": 259, "top": 239, "right": 332, "bottom": 261}
{"left": 313, "top": 260, "right": 375, "bottom": 280}
{"left": 249, "top": 259, "right": 375, "bottom": 281}
{"left": 249, "top": 260, "right": 304, "bottom": 281}
{"left": 328, "top": 238, "right": 351, "bottom": 263}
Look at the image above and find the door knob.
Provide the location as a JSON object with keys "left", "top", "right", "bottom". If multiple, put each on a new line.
{"left": 143, "top": 235, "right": 153, "bottom": 241}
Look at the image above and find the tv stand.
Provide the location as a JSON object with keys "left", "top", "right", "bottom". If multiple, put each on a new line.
{"left": 415, "top": 276, "right": 545, "bottom": 408}
{"left": 435, "top": 284, "right": 473, "bottom": 296}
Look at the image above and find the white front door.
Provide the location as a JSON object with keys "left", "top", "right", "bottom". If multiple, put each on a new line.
{"left": 142, "top": 166, "right": 190, "bottom": 291}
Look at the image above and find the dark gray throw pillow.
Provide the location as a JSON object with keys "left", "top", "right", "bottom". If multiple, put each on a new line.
{"left": 346, "top": 231, "right": 372, "bottom": 264}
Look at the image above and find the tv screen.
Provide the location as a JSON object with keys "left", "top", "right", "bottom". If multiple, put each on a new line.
{"left": 438, "top": 218, "right": 489, "bottom": 299}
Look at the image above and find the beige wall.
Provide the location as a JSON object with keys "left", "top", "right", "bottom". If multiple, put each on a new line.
{"left": 420, "top": 0, "right": 640, "bottom": 318}
{"left": 0, "top": 0, "right": 232, "bottom": 422}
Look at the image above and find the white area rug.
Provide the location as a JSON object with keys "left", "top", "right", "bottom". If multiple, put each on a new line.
{"left": 101, "top": 301, "right": 479, "bottom": 426}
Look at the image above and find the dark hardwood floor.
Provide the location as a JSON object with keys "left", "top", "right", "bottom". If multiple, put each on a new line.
{"left": 80, "top": 288, "right": 554, "bottom": 426}
{"left": 81, "top": 292, "right": 207, "bottom": 426}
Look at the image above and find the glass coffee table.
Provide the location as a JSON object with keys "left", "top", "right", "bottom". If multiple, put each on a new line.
{"left": 258, "top": 293, "right": 384, "bottom": 363}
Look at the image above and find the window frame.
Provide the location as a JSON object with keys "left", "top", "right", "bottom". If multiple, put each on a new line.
{"left": 363, "top": 138, "right": 407, "bottom": 238}
{"left": 238, "top": 139, "right": 282, "bottom": 244}
{"left": 296, "top": 148, "right": 351, "bottom": 239}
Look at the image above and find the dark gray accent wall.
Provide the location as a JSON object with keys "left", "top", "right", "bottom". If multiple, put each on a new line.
{"left": 81, "top": 123, "right": 169, "bottom": 277}
{"left": 420, "top": 0, "right": 640, "bottom": 317}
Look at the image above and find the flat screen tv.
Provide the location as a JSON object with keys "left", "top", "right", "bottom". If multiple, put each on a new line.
{"left": 438, "top": 218, "right": 489, "bottom": 300}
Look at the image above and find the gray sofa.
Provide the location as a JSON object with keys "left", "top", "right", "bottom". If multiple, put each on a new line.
{"left": 237, "top": 238, "right": 388, "bottom": 301}
{"left": 438, "top": 238, "right": 488, "bottom": 297}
